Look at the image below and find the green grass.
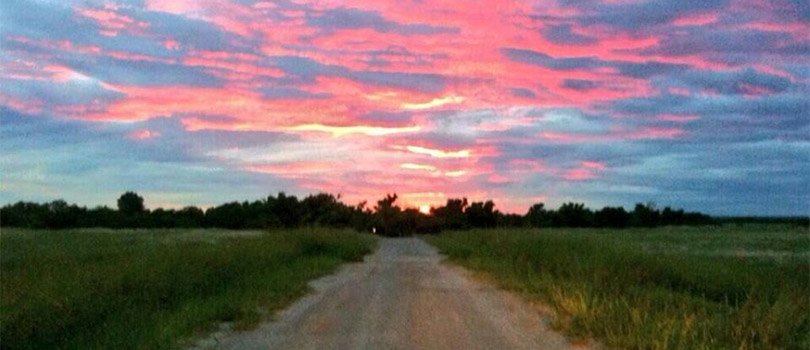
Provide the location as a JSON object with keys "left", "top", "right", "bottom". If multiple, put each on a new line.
{"left": 1, "top": 228, "right": 376, "bottom": 350}
{"left": 425, "top": 225, "right": 809, "bottom": 350}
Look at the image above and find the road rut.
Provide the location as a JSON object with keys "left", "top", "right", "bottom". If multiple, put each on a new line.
{"left": 199, "top": 237, "right": 590, "bottom": 350}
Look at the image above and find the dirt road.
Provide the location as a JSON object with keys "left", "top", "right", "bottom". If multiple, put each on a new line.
{"left": 198, "top": 238, "right": 588, "bottom": 350}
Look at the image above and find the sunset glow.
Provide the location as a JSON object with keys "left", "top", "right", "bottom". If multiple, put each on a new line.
{"left": 1, "top": 0, "right": 808, "bottom": 215}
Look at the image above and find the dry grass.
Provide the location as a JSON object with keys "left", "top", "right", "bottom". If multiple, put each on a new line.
{"left": 426, "top": 225, "right": 809, "bottom": 350}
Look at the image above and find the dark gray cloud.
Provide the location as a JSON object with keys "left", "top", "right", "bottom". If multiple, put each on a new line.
{"left": 121, "top": 8, "right": 245, "bottom": 52}
{"left": 502, "top": 48, "right": 688, "bottom": 78}
{"left": 511, "top": 87, "right": 537, "bottom": 98}
{"left": 653, "top": 68, "right": 795, "bottom": 95}
{"left": 477, "top": 106, "right": 809, "bottom": 215}
{"left": 791, "top": 0, "right": 810, "bottom": 21}
{"left": 501, "top": 48, "right": 601, "bottom": 70}
{"left": 0, "top": 109, "right": 297, "bottom": 163}
{"left": 574, "top": 0, "right": 728, "bottom": 30}
{"left": 612, "top": 61, "right": 689, "bottom": 79}
{"left": 561, "top": 79, "right": 598, "bottom": 91}
{"left": 638, "top": 29, "right": 804, "bottom": 57}
{"left": 608, "top": 90, "right": 810, "bottom": 143}
{"left": 612, "top": 92, "right": 809, "bottom": 119}
{"left": 352, "top": 70, "right": 445, "bottom": 93}
{"left": 542, "top": 24, "right": 596, "bottom": 45}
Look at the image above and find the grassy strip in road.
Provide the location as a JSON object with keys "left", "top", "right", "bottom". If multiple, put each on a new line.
{"left": 1, "top": 228, "right": 376, "bottom": 350}
{"left": 426, "top": 226, "right": 809, "bottom": 350}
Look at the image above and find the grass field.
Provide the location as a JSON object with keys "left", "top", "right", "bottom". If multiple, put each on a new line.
{"left": 426, "top": 225, "right": 809, "bottom": 350}
{"left": 0, "top": 228, "right": 375, "bottom": 350}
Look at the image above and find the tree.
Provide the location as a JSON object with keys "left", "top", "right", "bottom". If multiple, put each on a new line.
{"left": 301, "top": 193, "right": 351, "bottom": 227}
{"left": 117, "top": 192, "right": 145, "bottom": 215}
{"left": 466, "top": 200, "right": 497, "bottom": 228}
{"left": 554, "top": 202, "right": 593, "bottom": 227}
{"left": 0, "top": 193, "right": 717, "bottom": 231}
{"left": 497, "top": 212, "right": 525, "bottom": 227}
{"left": 526, "top": 203, "right": 550, "bottom": 228}
{"left": 632, "top": 202, "right": 660, "bottom": 227}
{"left": 373, "top": 194, "right": 403, "bottom": 236}
{"left": 594, "top": 206, "right": 630, "bottom": 228}
{"left": 432, "top": 198, "right": 468, "bottom": 230}
{"left": 268, "top": 192, "right": 301, "bottom": 228}
{"left": 204, "top": 202, "right": 245, "bottom": 229}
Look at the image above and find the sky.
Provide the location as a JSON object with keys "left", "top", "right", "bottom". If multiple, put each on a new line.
{"left": 1, "top": 0, "right": 808, "bottom": 216}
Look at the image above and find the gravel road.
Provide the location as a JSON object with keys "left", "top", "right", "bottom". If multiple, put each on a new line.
{"left": 197, "top": 237, "right": 590, "bottom": 350}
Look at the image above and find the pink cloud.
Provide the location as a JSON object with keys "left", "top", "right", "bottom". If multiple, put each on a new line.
{"left": 657, "top": 114, "right": 701, "bottom": 122}
{"left": 488, "top": 174, "right": 512, "bottom": 183}
{"left": 672, "top": 12, "right": 720, "bottom": 26}
{"left": 563, "top": 169, "right": 596, "bottom": 181}
{"left": 164, "top": 40, "right": 180, "bottom": 50}
{"left": 581, "top": 161, "right": 607, "bottom": 170}
{"left": 127, "top": 129, "right": 160, "bottom": 140}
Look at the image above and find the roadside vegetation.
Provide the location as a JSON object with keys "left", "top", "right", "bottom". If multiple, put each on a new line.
{"left": 1, "top": 191, "right": 731, "bottom": 236}
{"left": 426, "top": 225, "right": 809, "bottom": 350}
{"left": 0, "top": 228, "right": 375, "bottom": 350}
{"left": 3, "top": 192, "right": 806, "bottom": 349}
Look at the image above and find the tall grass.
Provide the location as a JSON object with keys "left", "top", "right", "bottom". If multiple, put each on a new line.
{"left": 426, "top": 226, "right": 809, "bottom": 350}
{"left": 1, "top": 228, "right": 375, "bottom": 350}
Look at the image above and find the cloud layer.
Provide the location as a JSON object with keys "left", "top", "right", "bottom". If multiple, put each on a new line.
{"left": 1, "top": 0, "right": 808, "bottom": 215}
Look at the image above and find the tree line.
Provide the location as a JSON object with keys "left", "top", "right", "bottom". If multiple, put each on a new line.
{"left": 0, "top": 191, "right": 722, "bottom": 235}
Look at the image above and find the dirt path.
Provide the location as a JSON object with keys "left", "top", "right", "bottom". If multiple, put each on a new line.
{"left": 195, "top": 238, "right": 591, "bottom": 350}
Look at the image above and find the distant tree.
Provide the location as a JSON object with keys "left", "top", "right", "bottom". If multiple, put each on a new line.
{"left": 351, "top": 201, "right": 375, "bottom": 232}
{"left": 80, "top": 206, "right": 120, "bottom": 228}
{"left": 554, "top": 202, "right": 593, "bottom": 227}
{"left": 205, "top": 202, "right": 245, "bottom": 229}
{"left": 117, "top": 192, "right": 145, "bottom": 215}
{"left": 149, "top": 208, "right": 172, "bottom": 228}
{"left": 175, "top": 206, "right": 204, "bottom": 227}
{"left": 466, "top": 200, "right": 497, "bottom": 228}
{"left": 632, "top": 202, "right": 660, "bottom": 227}
{"left": 414, "top": 212, "right": 442, "bottom": 234}
{"left": 594, "top": 206, "right": 630, "bottom": 228}
{"left": 268, "top": 192, "right": 301, "bottom": 228}
{"left": 0, "top": 192, "right": 717, "bottom": 230}
{"left": 43, "top": 200, "right": 83, "bottom": 229}
{"left": 497, "top": 212, "right": 525, "bottom": 227}
{"left": 660, "top": 207, "right": 682, "bottom": 226}
{"left": 301, "top": 193, "right": 352, "bottom": 227}
{"left": 525, "top": 203, "right": 551, "bottom": 228}
{"left": 432, "top": 198, "right": 468, "bottom": 230}
{"left": 373, "top": 194, "right": 403, "bottom": 236}
{"left": 1, "top": 202, "right": 47, "bottom": 228}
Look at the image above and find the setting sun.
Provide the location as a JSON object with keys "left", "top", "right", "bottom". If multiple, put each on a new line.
{"left": 419, "top": 205, "right": 431, "bottom": 215}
